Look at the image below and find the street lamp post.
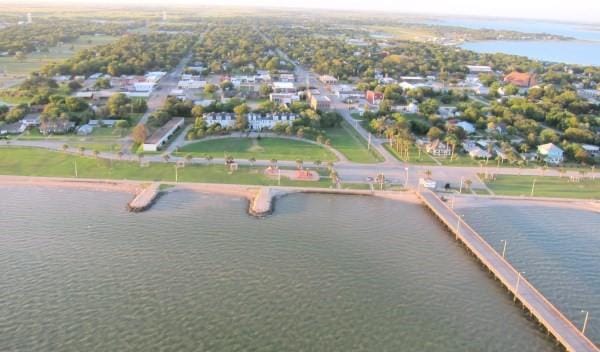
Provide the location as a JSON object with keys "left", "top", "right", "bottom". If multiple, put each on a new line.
{"left": 404, "top": 167, "right": 409, "bottom": 189}
{"left": 500, "top": 239, "right": 508, "bottom": 258}
{"left": 581, "top": 310, "right": 589, "bottom": 335}
{"left": 514, "top": 271, "right": 525, "bottom": 302}
{"left": 459, "top": 176, "right": 464, "bottom": 193}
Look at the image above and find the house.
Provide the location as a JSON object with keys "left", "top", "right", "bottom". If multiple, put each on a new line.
{"left": 504, "top": 71, "right": 537, "bottom": 88}
{"left": 169, "top": 89, "right": 187, "bottom": 100}
{"left": 142, "top": 117, "right": 185, "bottom": 152}
{"left": 144, "top": 71, "right": 167, "bottom": 83}
{"left": 21, "top": 114, "right": 40, "bottom": 127}
{"left": 278, "top": 73, "right": 295, "bottom": 82}
{"left": 438, "top": 106, "right": 458, "bottom": 119}
{"left": 456, "top": 121, "right": 476, "bottom": 134}
{"left": 463, "top": 141, "right": 491, "bottom": 159}
{"left": 537, "top": 143, "right": 564, "bottom": 164}
{"left": 319, "top": 75, "right": 337, "bottom": 85}
{"left": 581, "top": 144, "right": 600, "bottom": 157}
{"left": 310, "top": 95, "right": 331, "bottom": 111}
{"left": 75, "top": 91, "right": 94, "bottom": 99}
{"left": 247, "top": 112, "right": 297, "bottom": 131}
{"left": 39, "top": 120, "right": 75, "bottom": 135}
{"left": 426, "top": 139, "right": 452, "bottom": 157}
{"left": 194, "top": 99, "right": 216, "bottom": 107}
{"left": 89, "top": 119, "right": 118, "bottom": 128}
{"left": 269, "top": 93, "right": 300, "bottom": 105}
{"left": 393, "top": 102, "right": 419, "bottom": 114}
{"left": 77, "top": 124, "right": 94, "bottom": 135}
{"left": 365, "top": 90, "right": 384, "bottom": 105}
{"left": 0, "top": 122, "right": 26, "bottom": 135}
{"left": 203, "top": 112, "right": 236, "bottom": 128}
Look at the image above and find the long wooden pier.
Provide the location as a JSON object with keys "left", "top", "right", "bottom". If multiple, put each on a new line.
{"left": 417, "top": 190, "right": 598, "bottom": 352}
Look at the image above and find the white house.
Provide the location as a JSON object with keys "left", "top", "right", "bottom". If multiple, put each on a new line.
{"left": 393, "top": 102, "right": 419, "bottom": 114}
{"left": 466, "top": 65, "right": 493, "bottom": 74}
{"left": 438, "top": 106, "right": 459, "bottom": 119}
{"left": 247, "top": 113, "right": 297, "bottom": 131}
{"left": 142, "top": 117, "right": 185, "bottom": 152}
{"left": 272, "top": 81, "right": 296, "bottom": 93}
{"left": 456, "top": 121, "right": 476, "bottom": 134}
{"left": 203, "top": 112, "right": 236, "bottom": 128}
{"left": 537, "top": 143, "right": 564, "bottom": 164}
{"left": 319, "top": 75, "right": 337, "bottom": 85}
{"left": 178, "top": 80, "right": 206, "bottom": 89}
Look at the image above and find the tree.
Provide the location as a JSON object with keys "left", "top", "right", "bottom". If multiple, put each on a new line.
{"left": 249, "top": 157, "right": 256, "bottom": 167}
{"left": 205, "top": 155, "right": 213, "bottom": 165}
{"left": 204, "top": 83, "right": 218, "bottom": 95}
{"left": 93, "top": 150, "right": 100, "bottom": 159}
{"left": 233, "top": 103, "right": 249, "bottom": 130}
{"left": 162, "top": 154, "right": 171, "bottom": 163}
{"left": 185, "top": 153, "right": 193, "bottom": 165}
{"left": 296, "top": 159, "right": 304, "bottom": 170}
{"left": 464, "top": 179, "right": 473, "bottom": 191}
{"left": 259, "top": 83, "right": 273, "bottom": 97}
{"left": 62, "top": 144, "right": 69, "bottom": 153}
{"left": 427, "top": 126, "right": 443, "bottom": 141}
{"left": 78, "top": 146, "right": 85, "bottom": 155}
{"left": 314, "top": 160, "right": 322, "bottom": 167}
{"left": 117, "top": 151, "right": 124, "bottom": 160}
{"left": 131, "top": 124, "right": 147, "bottom": 145}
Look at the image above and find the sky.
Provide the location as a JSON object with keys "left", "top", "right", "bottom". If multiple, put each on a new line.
{"left": 23, "top": 0, "right": 600, "bottom": 23}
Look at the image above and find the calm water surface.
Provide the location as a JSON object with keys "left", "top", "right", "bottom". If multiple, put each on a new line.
{"left": 428, "top": 18, "right": 600, "bottom": 65}
{"left": 0, "top": 187, "right": 565, "bottom": 351}
{"left": 462, "top": 202, "right": 600, "bottom": 345}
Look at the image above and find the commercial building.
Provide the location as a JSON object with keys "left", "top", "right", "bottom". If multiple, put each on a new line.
{"left": 142, "top": 117, "right": 185, "bottom": 152}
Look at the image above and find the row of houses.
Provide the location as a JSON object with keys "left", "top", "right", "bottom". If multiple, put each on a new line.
{"left": 202, "top": 112, "right": 298, "bottom": 130}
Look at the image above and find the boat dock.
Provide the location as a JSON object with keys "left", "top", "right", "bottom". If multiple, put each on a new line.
{"left": 128, "top": 183, "right": 160, "bottom": 212}
{"left": 417, "top": 189, "right": 598, "bottom": 352}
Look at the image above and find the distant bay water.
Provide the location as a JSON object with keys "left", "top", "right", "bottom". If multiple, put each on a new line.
{"left": 428, "top": 18, "right": 600, "bottom": 65}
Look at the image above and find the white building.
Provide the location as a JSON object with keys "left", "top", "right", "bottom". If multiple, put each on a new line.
{"left": 133, "top": 82, "right": 156, "bottom": 92}
{"left": 247, "top": 112, "right": 297, "bottom": 131}
{"left": 438, "top": 106, "right": 459, "bottom": 119}
{"left": 393, "top": 102, "right": 419, "bottom": 114}
{"left": 144, "top": 71, "right": 167, "bottom": 83}
{"left": 203, "top": 112, "right": 236, "bottom": 128}
{"left": 582, "top": 144, "right": 600, "bottom": 157}
{"left": 178, "top": 80, "right": 206, "bottom": 89}
{"left": 142, "top": 117, "right": 185, "bottom": 152}
{"left": 456, "top": 121, "right": 476, "bottom": 134}
{"left": 466, "top": 65, "right": 493, "bottom": 74}
{"left": 269, "top": 93, "right": 300, "bottom": 105}
{"left": 272, "top": 81, "right": 296, "bottom": 93}
{"left": 319, "top": 75, "right": 337, "bottom": 85}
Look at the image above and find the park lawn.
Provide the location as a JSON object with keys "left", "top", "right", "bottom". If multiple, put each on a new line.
{"left": 325, "top": 121, "right": 383, "bottom": 163}
{"left": 483, "top": 174, "right": 600, "bottom": 199}
{"left": 0, "top": 147, "right": 334, "bottom": 188}
{"left": 176, "top": 137, "right": 337, "bottom": 162}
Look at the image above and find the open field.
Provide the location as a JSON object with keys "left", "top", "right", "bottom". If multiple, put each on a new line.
{"left": 483, "top": 174, "right": 600, "bottom": 199}
{"left": 0, "top": 35, "right": 118, "bottom": 89}
{"left": 176, "top": 137, "right": 337, "bottom": 162}
{"left": 0, "top": 147, "right": 335, "bottom": 188}
{"left": 326, "top": 121, "right": 383, "bottom": 163}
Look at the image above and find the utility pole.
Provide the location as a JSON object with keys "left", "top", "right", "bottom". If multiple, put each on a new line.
{"left": 74, "top": 160, "right": 78, "bottom": 178}
{"left": 581, "top": 310, "right": 589, "bottom": 335}
{"left": 514, "top": 272, "right": 525, "bottom": 302}
{"left": 175, "top": 165, "right": 178, "bottom": 183}
{"left": 459, "top": 176, "right": 464, "bottom": 193}
{"left": 404, "top": 167, "right": 409, "bottom": 189}
{"left": 530, "top": 178, "right": 536, "bottom": 197}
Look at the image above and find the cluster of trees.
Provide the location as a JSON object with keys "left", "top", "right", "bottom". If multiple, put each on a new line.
{"left": 194, "top": 24, "right": 292, "bottom": 74}
{"left": 0, "top": 20, "right": 131, "bottom": 55}
{"left": 40, "top": 95, "right": 92, "bottom": 125}
{"left": 41, "top": 33, "right": 194, "bottom": 77}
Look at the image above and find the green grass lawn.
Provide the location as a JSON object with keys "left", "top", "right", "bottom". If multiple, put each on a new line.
{"left": 483, "top": 174, "right": 600, "bottom": 199}
{"left": 0, "top": 147, "right": 335, "bottom": 188}
{"left": 176, "top": 137, "right": 337, "bottom": 162}
{"left": 325, "top": 121, "right": 383, "bottom": 163}
{"left": 384, "top": 143, "right": 439, "bottom": 165}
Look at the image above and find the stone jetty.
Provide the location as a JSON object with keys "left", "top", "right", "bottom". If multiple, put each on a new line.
{"left": 128, "top": 183, "right": 161, "bottom": 212}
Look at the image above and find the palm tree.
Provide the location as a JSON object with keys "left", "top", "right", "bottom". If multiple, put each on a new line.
{"left": 205, "top": 155, "right": 213, "bottom": 165}
{"left": 93, "top": 150, "right": 100, "bottom": 159}
{"left": 327, "top": 161, "right": 335, "bottom": 171}
{"left": 296, "top": 159, "right": 303, "bottom": 170}
{"left": 464, "top": 179, "right": 473, "bottom": 192}
{"left": 558, "top": 167, "right": 566, "bottom": 178}
{"left": 330, "top": 169, "right": 339, "bottom": 186}
{"left": 78, "top": 146, "right": 85, "bottom": 156}
{"left": 249, "top": 157, "right": 256, "bottom": 168}
{"left": 270, "top": 159, "right": 278, "bottom": 168}
{"left": 541, "top": 165, "right": 548, "bottom": 177}
{"left": 314, "top": 160, "right": 322, "bottom": 168}
{"left": 117, "top": 151, "right": 124, "bottom": 160}
{"left": 444, "top": 134, "right": 458, "bottom": 161}
{"left": 185, "top": 153, "right": 193, "bottom": 165}
{"left": 62, "top": 144, "right": 69, "bottom": 153}
{"left": 137, "top": 153, "right": 144, "bottom": 164}
{"left": 424, "top": 169, "right": 432, "bottom": 179}
{"left": 162, "top": 154, "right": 170, "bottom": 163}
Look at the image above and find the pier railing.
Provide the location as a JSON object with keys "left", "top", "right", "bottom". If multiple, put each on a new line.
{"left": 417, "top": 189, "right": 598, "bottom": 352}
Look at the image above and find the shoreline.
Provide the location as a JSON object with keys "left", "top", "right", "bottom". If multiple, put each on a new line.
{"left": 453, "top": 194, "right": 600, "bottom": 213}
{"left": 0, "top": 175, "right": 420, "bottom": 216}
